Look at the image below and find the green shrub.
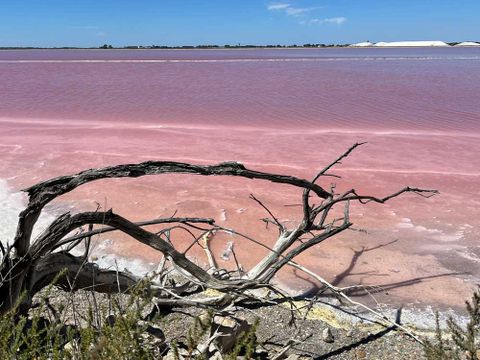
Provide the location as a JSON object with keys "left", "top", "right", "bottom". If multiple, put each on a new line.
{"left": 0, "top": 278, "right": 261, "bottom": 359}
{"left": 424, "top": 287, "right": 480, "bottom": 360}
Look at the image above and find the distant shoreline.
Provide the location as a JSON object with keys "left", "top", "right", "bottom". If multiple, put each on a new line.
{"left": 2, "top": 41, "right": 479, "bottom": 51}
{"left": 0, "top": 46, "right": 478, "bottom": 51}
{"left": 1, "top": 46, "right": 346, "bottom": 51}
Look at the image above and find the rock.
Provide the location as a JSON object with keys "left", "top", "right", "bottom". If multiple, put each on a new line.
{"left": 356, "top": 349, "right": 367, "bottom": 359}
{"left": 255, "top": 348, "right": 270, "bottom": 359}
{"left": 211, "top": 315, "right": 251, "bottom": 353}
{"left": 209, "top": 352, "right": 222, "bottom": 360}
{"left": 322, "top": 327, "right": 334, "bottom": 343}
{"left": 144, "top": 324, "right": 165, "bottom": 341}
{"left": 465, "top": 350, "right": 480, "bottom": 360}
{"left": 285, "top": 354, "right": 301, "bottom": 360}
{"left": 129, "top": 319, "right": 166, "bottom": 344}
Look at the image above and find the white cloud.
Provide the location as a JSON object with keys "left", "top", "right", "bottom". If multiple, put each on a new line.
{"left": 285, "top": 7, "right": 314, "bottom": 16}
{"left": 300, "top": 16, "right": 347, "bottom": 26}
{"left": 268, "top": 3, "right": 344, "bottom": 26}
{"left": 323, "top": 17, "right": 347, "bottom": 25}
{"left": 267, "top": 3, "right": 317, "bottom": 17}
{"left": 267, "top": 3, "right": 290, "bottom": 10}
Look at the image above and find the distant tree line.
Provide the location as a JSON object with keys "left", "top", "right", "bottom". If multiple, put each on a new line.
{"left": 95, "top": 43, "right": 350, "bottom": 50}
{"left": 0, "top": 43, "right": 351, "bottom": 50}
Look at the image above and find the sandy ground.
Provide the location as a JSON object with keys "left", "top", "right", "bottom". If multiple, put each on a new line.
{"left": 1, "top": 118, "right": 479, "bottom": 312}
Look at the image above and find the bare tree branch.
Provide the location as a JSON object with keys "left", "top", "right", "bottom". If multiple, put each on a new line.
{"left": 14, "top": 161, "right": 331, "bottom": 257}
{"left": 57, "top": 217, "right": 215, "bottom": 249}
{"left": 1, "top": 145, "right": 438, "bottom": 344}
{"left": 312, "top": 142, "right": 367, "bottom": 183}
{"left": 249, "top": 194, "right": 285, "bottom": 234}
{"left": 28, "top": 210, "right": 253, "bottom": 291}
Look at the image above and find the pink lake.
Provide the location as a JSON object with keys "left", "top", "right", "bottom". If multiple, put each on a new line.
{"left": 1, "top": 48, "right": 479, "bottom": 311}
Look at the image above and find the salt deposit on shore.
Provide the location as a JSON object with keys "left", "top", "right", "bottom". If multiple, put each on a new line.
{"left": 349, "top": 41, "right": 374, "bottom": 47}
{"left": 0, "top": 179, "right": 24, "bottom": 244}
{"left": 350, "top": 40, "right": 480, "bottom": 48}
{"left": 0, "top": 178, "right": 157, "bottom": 278}
{"left": 350, "top": 40, "right": 454, "bottom": 47}
{"left": 455, "top": 41, "right": 480, "bottom": 46}
{"left": 374, "top": 40, "right": 449, "bottom": 47}
{"left": 0, "top": 179, "right": 59, "bottom": 244}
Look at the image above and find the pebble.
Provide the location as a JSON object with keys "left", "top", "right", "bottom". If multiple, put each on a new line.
{"left": 322, "top": 327, "right": 334, "bottom": 343}
{"left": 346, "top": 329, "right": 355, "bottom": 337}
{"left": 285, "top": 355, "right": 300, "bottom": 360}
{"left": 356, "top": 349, "right": 367, "bottom": 359}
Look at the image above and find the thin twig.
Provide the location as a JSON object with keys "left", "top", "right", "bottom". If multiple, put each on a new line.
{"left": 250, "top": 194, "right": 285, "bottom": 234}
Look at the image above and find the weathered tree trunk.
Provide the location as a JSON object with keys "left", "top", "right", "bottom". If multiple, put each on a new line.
{"left": 0, "top": 144, "right": 437, "bottom": 318}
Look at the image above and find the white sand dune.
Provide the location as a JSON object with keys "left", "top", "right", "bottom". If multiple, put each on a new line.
{"left": 374, "top": 40, "right": 449, "bottom": 47}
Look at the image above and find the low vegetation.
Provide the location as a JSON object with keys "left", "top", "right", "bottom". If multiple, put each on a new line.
{"left": 424, "top": 287, "right": 480, "bottom": 360}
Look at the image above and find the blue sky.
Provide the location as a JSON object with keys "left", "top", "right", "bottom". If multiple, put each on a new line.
{"left": 0, "top": 0, "right": 479, "bottom": 47}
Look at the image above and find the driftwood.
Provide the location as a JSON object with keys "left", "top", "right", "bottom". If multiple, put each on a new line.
{"left": 0, "top": 143, "right": 437, "bottom": 341}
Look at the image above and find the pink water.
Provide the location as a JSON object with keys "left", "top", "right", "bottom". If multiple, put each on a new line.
{"left": 1, "top": 48, "right": 479, "bottom": 310}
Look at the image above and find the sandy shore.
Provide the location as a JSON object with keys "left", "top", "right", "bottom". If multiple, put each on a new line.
{"left": 1, "top": 118, "right": 479, "bottom": 312}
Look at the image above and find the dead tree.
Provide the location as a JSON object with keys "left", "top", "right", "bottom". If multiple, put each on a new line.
{"left": 0, "top": 143, "right": 437, "bottom": 336}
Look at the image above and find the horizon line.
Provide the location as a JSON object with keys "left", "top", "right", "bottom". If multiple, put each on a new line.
{"left": 2, "top": 40, "right": 479, "bottom": 50}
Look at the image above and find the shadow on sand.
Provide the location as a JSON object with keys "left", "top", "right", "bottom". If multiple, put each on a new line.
{"left": 292, "top": 238, "right": 468, "bottom": 300}
{"left": 285, "top": 239, "right": 467, "bottom": 358}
